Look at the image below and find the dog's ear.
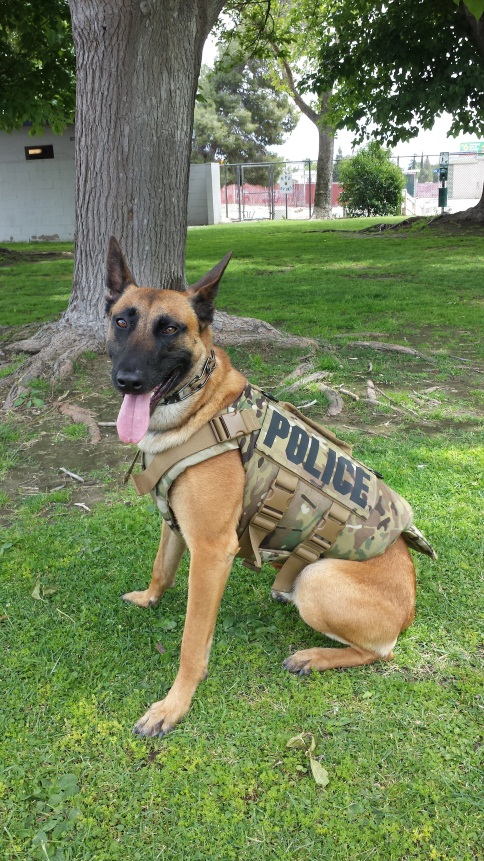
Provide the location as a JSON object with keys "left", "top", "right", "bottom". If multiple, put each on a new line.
{"left": 188, "top": 251, "right": 232, "bottom": 328}
{"left": 106, "top": 237, "right": 137, "bottom": 313}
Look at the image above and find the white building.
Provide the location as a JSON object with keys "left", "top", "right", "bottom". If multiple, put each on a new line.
{"left": 0, "top": 125, "right": 221, "bottom": 242}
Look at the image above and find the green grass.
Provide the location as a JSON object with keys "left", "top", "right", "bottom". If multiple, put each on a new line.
{"left": 1, "top": 220, "right": 483, "bottom": 860}
{"left": 1, "top": 428, "right": 482, "bottom": 861}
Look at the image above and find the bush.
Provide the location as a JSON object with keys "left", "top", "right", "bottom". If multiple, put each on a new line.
{"left": 339, "top": 141, "right": 405, "bottom": 217}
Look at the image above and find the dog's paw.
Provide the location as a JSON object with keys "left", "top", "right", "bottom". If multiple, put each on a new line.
{"left": 122, "top": 589, "right": 160, "bottom": 608}
{"left": 283, "top": 651, "right": 313, "bottom": 676}
{"left": 132, "top": 696, "right": 188, "bottom": 738}
{"left": 271, "top": 589, "right": 293, "bottom": 604}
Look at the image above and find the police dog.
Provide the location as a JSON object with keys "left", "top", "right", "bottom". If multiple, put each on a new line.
{"left": 106, "top": 237, "right": 416, "bottom": 738}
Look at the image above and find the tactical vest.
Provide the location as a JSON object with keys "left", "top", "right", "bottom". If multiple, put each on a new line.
{"left": 128, "top": 384, "right": 436, "bottom": 593}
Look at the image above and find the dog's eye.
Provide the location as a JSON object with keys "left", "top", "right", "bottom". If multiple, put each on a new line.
{"left": 116, "top": 318, "right": 128, "bottom": 329}
{"left": 163, "top": 325, "right": 178, "bottom": 335}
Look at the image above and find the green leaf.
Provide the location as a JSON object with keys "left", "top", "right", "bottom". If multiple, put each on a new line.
{"left": 286, "top": 734, "right": 307, "bottom": 749}
{"left": 309, "top": 755, "right": 329, "bottom": 788}
{"left": 31, "top": 578, "right": 42, "bottom": 600}
{"left": 32, "top": 830, "right": 48, "bottom": 847}
{"left": 461, "top": 1, "right": 484, "bottom": 19}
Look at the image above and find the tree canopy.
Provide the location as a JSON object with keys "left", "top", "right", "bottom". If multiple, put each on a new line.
{"left": 192, "top": 49, "right": 298, "bottom": 165}
{"left": 0, "top": 1, "right": 75, "bottom": 134}
{"left": 305, "top": 0, "right": 484, "bottom": 145}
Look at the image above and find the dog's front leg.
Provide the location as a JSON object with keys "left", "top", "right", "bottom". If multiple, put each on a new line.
{"left": 122, "top": 521, "right": 186, "bottom": 608}
{"left": 133, "top": 540, "right": 236, "bottom": 737}
{"left": 133, "top": 450, "right": 244, "bottom": 738}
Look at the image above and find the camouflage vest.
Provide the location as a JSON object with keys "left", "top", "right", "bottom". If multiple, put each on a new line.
{"left": 131, "top": 384, "right": 436, "bottom": 593}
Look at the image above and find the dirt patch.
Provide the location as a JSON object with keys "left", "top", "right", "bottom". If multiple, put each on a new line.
{"left": 1, "top": 333, "right": 482, "bottom": 523}
{"left": 0, "top": 355, "right": 134, "bottom": 522}
{"left": 0, "top": 248, "right": 74, "bottom": 267}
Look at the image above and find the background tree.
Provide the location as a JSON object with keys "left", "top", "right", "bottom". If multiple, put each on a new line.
{"left": 418, "top": 156, "right": 437, "bottom": 184}
{"left": 332, "top": 146, "right": 344, "bottom": 182}
{"left": 338, "top": 142, "right": 405, "bottom": 217}
{"left": 192, "top": 49, "right": 298, "bottom": 170}
{"left": 220, "top": 0, "right": 336, "bottom": 218}
{"left": 0, "top": 0, "right": 75, "bottom": 134}
{"left": 306, "top": 0, "right": 484, "bottom": 144}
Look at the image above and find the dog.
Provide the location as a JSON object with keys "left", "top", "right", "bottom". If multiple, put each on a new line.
{"left": 106, "top": 237, "right": 417, "bottom": 738}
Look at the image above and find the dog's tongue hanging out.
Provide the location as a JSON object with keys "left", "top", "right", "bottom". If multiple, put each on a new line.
{"left": 116, "top": 393, "right": 152, "bottom": 444}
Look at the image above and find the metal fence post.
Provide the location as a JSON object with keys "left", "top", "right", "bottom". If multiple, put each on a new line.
{"left": 237, "top": 164, "right": 242, "bottom": 222}
{"left": 308, "top": 159, "right": 312, "bottom": 219}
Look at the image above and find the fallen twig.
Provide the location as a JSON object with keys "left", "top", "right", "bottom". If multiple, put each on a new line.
{"left": 296, "top": 399, "right": 318, "bottom": 409}
{"left": 374, "top": 386, "right": 419, "bottom": 416}
{"left": 283, "top": 371, "right": 328, "bottom": 393}
{"left": 59, "top": 467, "right": 84, "bottom": 483}
{"left": 338, "top": 386, "right": 359, "bottom": 401}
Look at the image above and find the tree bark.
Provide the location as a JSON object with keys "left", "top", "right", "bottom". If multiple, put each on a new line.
{"left": 312, "top": 94, "right": 335, "bottom": 219}
{"left": 276, "top": 51, "right": 334, "bottom": 219}
{"left": 65, "top": 0, "right": 225, "bottom": 341}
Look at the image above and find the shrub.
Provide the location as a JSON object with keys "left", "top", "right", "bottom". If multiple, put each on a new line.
{"left": 339, "top": 141, "right": 405, "bottom": 217}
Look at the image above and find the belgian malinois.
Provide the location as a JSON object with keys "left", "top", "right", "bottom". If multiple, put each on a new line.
{"left": 106, "top": 237, "right": 417, "bottom": 738}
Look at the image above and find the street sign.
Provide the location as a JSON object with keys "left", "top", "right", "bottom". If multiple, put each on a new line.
{"left": 439, "top": 152, "right": 449, "bottom": 167}
{"left": 279, "top": 172, "right": 293, "bottom": 193}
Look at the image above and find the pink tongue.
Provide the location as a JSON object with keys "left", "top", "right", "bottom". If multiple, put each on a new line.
{"left": 116, "top": 393, "right": 152, "bottom": 444}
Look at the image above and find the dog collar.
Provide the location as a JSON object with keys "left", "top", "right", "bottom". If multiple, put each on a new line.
{"left": 152, "top": 350, "right": 217, "bottom": 409}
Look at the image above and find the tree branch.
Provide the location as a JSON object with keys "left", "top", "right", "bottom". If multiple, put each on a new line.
{"left": 270, "top": 41, "right": 320, "bottom": 125}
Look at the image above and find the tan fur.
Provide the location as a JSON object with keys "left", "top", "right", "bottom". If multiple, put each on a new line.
{"left": 107, "top": 244, "right": 417, "bottom": 738}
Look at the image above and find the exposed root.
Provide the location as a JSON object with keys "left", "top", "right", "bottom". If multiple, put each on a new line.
{"left": 348, "top": 340, "right": 431, "bottom": 359}
{"left": 58, "top": 402, "right": 102, "bottom": 444}
{"left": 212, "top": 310, "right": 317, "bottom": 348}
{"left": 1, "top": 320, "right": 105, "bottom": 411}
{"left": 2, "top": 312, "right": 315, "bottom": 412}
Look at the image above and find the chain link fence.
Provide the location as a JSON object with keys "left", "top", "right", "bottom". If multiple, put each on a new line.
{"left": 221, "top": 161, "right": 322, "bottom": 221}
{"left": 220, "top": 152, "right": 484, "bottom": 221}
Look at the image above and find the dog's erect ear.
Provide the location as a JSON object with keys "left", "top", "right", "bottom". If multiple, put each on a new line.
{"left": 106, "top": 236, "right": 137, "bottom": 313}
{"left": 188, "top": 251, "right": 232, "bottom": 328}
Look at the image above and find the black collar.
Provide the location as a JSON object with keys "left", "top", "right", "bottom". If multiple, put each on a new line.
{"left": 151, "top": 350, "right": 217, "bottom": 410}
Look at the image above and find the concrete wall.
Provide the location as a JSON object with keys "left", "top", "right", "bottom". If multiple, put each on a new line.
{"left": 187, "top": 162, "right": 221, "bottom": 226}
{"left": 0, "top": 127, "right": 221, "bottom": 242}
{"left": 0, "top": 126, "right": 76, "bottom": 241}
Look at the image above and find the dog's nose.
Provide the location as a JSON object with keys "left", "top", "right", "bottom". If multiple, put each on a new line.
{"left": 116, "top": 370, "right": 144, "bottom": 393}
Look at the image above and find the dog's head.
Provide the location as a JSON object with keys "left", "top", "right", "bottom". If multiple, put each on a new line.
{"left": 106, "top": 237, "right": 232, "bottom": 443}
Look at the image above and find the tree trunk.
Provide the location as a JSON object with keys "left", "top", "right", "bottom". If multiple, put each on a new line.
{"left": 66, "top": 0, "right": 224, "bottom": 340}
{"left": 312, "top": 94, "right": 335, "bottom": 219}
{"left": 275, "top": 53, "right": 334, "bottom": 221}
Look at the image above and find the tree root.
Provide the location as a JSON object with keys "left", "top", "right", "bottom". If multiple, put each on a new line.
{"left": 1, "top": 320, "right": 105, "bottom": 411}
{"left": 212, "top": 310, "right": 317, "bottom": 348}
{"left": 2, "top": 312, "right": 314, "bottom": 412}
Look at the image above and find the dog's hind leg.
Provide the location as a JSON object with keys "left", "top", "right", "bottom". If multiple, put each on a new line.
{"left": 284, "top": 538, "right": 416, "bottom": 675}
{"left": 122, "top": 521, "right": 186, "bottom": 608}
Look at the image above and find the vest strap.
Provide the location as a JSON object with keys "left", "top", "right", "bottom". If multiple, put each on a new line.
{"left": 130, "top": 407, "right": 260, "bottom": 496}
{"left": 239, "top": 467, "right": 298, "bottom": 570}
{"left": 271, "top": 499, "right": 351, "bottom": 593}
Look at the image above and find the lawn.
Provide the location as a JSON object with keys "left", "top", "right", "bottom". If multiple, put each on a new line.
{"left": 0, "top": 219, "right": 483, "bottom": 861}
